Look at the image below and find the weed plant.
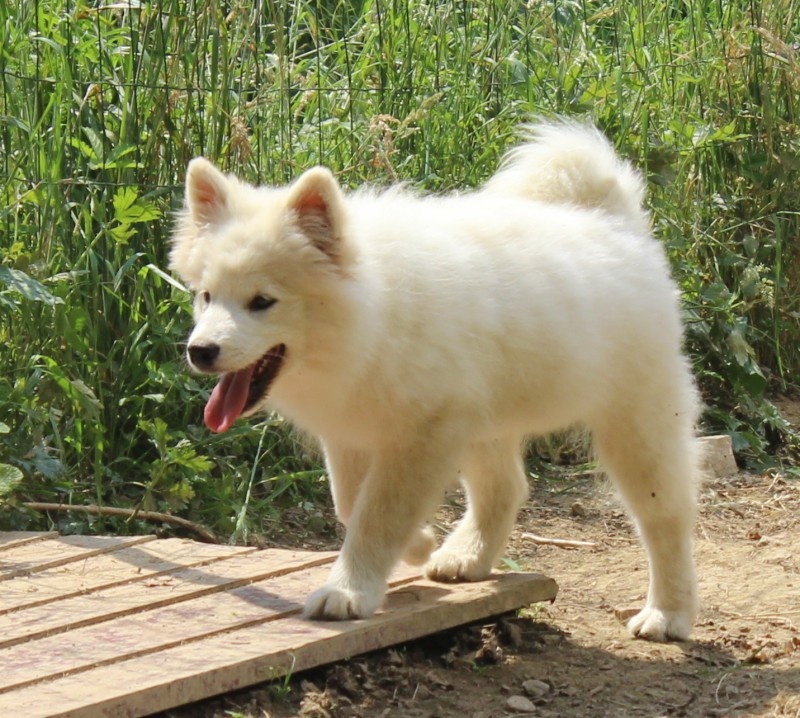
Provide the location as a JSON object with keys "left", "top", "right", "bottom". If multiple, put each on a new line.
{"left": 1, "top": 0, "right": 798, "bottom": 538}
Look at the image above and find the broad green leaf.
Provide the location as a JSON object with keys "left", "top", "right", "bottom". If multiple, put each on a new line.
{"left": 0, "top": 267, "right": 64, "bottom": 305}
{"left": 727, "top": 327, "right": 754, "bottom": 367}
{"left": 0, "top": 464, "right": 23, "bottom": 496}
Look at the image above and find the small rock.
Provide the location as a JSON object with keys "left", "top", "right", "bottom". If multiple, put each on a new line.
{"left": 540, "top": 632, "right": 564, "bottom": 647}
{"left": 506, "top": 694, "right": 537, "bottom": 713}
{"left": 614, "top": 606, "right": 640, "bottom": 622}
{"left": 329, "top": 664, "right": 360, "bottom": 698}
{"left": 499, "top": 617, "right": 524, "bottom": 646}
{"left": 411, "top": 682, "right": 434, "bottom": 700}
{"left": 522, "top": 678, "right": 551, "bottom": 698}
{"left": 570, "top": 501, "right": 586, "bottom": 517}
{"left": 387, "top": 648, "right": 404, "bottom": 666}
{"left": 473, "top": 629, "right": 503, "bottom": 664}
{"left": 698, "top": 434, "right": 737, "bottom": 478}
{"left": 426, "top": 670, "right": 454, "bottom": 690}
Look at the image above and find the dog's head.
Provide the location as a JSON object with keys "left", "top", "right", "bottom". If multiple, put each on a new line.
{"left": 170, "top": 159, "right": 354, "bottom": 433}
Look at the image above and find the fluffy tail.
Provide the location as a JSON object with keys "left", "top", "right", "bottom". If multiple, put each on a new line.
{"left": 483, "top": 120, "right": 649, "bottom": 233}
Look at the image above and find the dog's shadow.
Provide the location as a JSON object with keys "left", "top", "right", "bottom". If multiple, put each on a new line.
{"left": 346, "top": 611, "right": 800, "bottom": 717}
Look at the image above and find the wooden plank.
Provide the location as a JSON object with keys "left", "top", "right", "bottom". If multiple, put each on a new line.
{"left": 0, "top": 534, "right": 157, "bottom": 581}
{"left": 1, "top": 571, "right": 557, "bottom": 718}
{"left": 0, "top": 548, "right": 337, "bottom": 647}
{"left": 0, "top": 560, "right": 369, "bottom": 692}
{"left": 0, "top": 533, "right": 558, "bottom": 718}
{"left": 0, "top": 537, "right": 256, "bottom": 614}
{"left": 0, "top": 531, "right": 58, "bottom": 550}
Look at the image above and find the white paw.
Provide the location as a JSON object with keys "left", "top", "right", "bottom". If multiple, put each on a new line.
{"left": 425, "top": 545, "right": 492, "bottom": 583}
{"left": 303, "top": 580, "right": 384, "bottom": 621}
{"left": 627, "top": 606, "right": 693, "bottom": 642}
{"left": 403, "top": 526, "right": 437, "bottom": 566}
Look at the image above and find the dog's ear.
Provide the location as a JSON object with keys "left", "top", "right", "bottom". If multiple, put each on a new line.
{"left": 287, "top": 167, "right": 349, "bottom": 263}
{"left": 185, "top": 158, "right": 230, "bottom": 226}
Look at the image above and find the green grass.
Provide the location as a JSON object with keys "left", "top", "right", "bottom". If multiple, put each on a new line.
{"left": 1, "top": 0, "right": 799, "bottom": 538}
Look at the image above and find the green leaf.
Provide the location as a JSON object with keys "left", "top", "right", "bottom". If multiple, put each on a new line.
{"left": 500, "top": 557, "right": 523, "bottom": 572}
{"left": 144, "top": 264, "right": 188, "bottom": 293}
{"left": 103, "top": 144, "right": 140, "bottom": 169}
{"left": 113, "top": 188, "right": 161, "bottom": 224}
{"left": 31, "top": 450, "right": 65, "bottom": 481}
{"left": 0, "top": 267, "right": 64, "bottom": 306}
{"left": 0, "top": 114, "right": 30, "bottom": 133}
{"left": 112, "top": 187, "right": 139, "bottom": 214}
{"left": 0, "top": 464, "right": 23, "bottom": 497}
{"left": 37, "top": 357, "right": 102, "bottom": 418}
{"left": 63, "top": 307, "right": 90, "bottom": 352}
{"left": 68, "top": 137, "right": 97, "bottom": 162}
{"left": 727, "top": 327, "right": 754, "bottom": 367}
{"left": 737, "top": 360, "right": 767, "bottom": 398}
{"left": 82, "top": 126, "right": 106, "bottom": 166}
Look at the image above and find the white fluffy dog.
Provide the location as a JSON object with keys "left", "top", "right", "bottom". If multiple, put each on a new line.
{"left": 170, "top": 120, "right": 700, "bottom": 641}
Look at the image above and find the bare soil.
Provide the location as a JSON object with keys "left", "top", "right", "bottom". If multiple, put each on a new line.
{"left": 162, "top": 456, "right": 800, "bottom": 718}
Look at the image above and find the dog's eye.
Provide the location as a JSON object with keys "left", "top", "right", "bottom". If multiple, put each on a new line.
{"left": 248, "top": 295, "right": 276, "bottom": 312}
{"left": 199, "top": 290, "right": 210, "bottom": 305}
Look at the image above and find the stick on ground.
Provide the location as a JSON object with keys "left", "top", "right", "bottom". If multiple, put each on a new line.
{"left": 520, "top": 532, "right": 597, "bottom": 549}
{"left": 22, "top": 502, "right": 218, "bottom": 543}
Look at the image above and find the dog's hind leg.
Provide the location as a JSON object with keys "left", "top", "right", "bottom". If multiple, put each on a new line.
{"left": 591, "top": 393, "right": 699, "bottom": 642}
{"left": 426, "top": 435, "right": 529, "bottom": 582}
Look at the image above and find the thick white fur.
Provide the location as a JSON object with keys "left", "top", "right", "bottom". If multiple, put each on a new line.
{"left": 171, "top": 120, "right": 700, "bottom": 641}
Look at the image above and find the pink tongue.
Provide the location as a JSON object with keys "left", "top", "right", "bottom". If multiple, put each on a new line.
{"left": 203, "top": 366, "right": 255, "bottom": 433}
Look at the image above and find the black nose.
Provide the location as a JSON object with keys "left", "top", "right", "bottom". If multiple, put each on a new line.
{"left": 188, "top": 343, "right": 220, "bottom": 371}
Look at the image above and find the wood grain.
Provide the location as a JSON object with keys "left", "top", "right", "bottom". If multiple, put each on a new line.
{"left": 0, "top": 532, "right": 558, "bottom": 718}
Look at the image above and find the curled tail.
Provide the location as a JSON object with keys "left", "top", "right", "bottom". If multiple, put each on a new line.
{"left": 484, "top": 120, "right": 649, "bottom": 233}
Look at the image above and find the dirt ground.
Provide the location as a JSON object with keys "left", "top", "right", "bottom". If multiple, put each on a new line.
{"left": 163, "top": 455, "right": 800, "bottom": 718}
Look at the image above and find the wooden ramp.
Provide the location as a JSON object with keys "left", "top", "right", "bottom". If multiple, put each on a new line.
{"left": 0, "top": 531, "right": 558, "bottom": 718}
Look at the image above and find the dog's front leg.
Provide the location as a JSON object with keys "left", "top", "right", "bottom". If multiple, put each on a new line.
{"left": 322, "top": 441, "right": 369, "bottom": 527}
{"left": 304, "top": 428, "right": 465, "bottom": 620}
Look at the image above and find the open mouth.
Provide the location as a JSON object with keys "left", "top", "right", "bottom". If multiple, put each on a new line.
{"left": 247, "top": 344, "right": 286, "bottom": 412}
{"left": 203, "top": 344, "right": 286, "bottom": 433}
